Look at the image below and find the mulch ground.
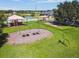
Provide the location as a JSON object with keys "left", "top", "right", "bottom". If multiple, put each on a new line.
{"left": 7, "top": 29, "right": 52, "bottom": 45}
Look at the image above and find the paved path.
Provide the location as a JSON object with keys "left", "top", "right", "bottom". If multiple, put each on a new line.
{"left": 45, "top": 22, "right": 63, "bottom": 29}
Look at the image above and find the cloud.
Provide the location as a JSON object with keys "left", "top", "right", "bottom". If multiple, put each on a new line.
{"left": 32, "top": 0, "right": 73, "bottom": 3}
{"left": 12, "top": 0, "right": 21, "bottom": 2}
{"left": 48, "top": 0, "right": 65, "bottom": 3}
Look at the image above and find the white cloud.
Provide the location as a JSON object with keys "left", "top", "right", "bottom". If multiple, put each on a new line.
{"left": 12, "top": 0, "right": 21, "bottom": 2}
{"left": 32, "top": 0, "right": 73, "bottom": 3}
{"left": 48, "top": 0, "right": 65, "bottom": 3}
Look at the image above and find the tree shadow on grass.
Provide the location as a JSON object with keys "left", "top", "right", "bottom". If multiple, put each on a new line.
{"left": 58, "top": 39, "right": 70, "bottom": 47}
{"left": 0, "top": 29, "right": 9, "bottom": 48}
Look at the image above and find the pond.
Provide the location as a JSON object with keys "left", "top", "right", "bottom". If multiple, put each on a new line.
{"left": 24, "top": 16, "right": 38, "bottom": 22}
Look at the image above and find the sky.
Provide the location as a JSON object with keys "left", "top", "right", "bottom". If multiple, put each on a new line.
{"left": 0, "top": 0, "right": 77, "bottom": 10}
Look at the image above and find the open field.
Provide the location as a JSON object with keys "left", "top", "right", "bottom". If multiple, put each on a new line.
{"left": 0, "top": 21, "right": 79, "bottom": 58}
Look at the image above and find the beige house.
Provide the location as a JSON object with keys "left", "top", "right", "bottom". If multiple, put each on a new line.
{"left": 39, "top": 15, "right": 49, "bottom": 21}
{"left": 39, "top": 15, "right": 54, "bottom": 21}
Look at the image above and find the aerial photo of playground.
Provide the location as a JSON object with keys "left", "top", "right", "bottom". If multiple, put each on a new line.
{"left": 0, "top": 0, "right": 79, "bottom": 58}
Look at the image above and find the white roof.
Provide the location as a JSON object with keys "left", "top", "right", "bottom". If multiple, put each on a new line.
{"left": 8, "top": 15, "right": 24, "bottom": 20}
{"left": 39, "top": 15, "right": 48, "bottom": 18}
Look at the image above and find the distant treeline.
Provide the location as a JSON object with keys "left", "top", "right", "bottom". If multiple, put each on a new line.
{"left": 0, "top": 10, "right": 53, "bottom": 20}
{"left": 0, "top": 10, "right": 53, "bottom": 15}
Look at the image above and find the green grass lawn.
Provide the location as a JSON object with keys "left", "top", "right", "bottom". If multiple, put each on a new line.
{"left": 0, "top": 21, "right": 79, "bottom": 58}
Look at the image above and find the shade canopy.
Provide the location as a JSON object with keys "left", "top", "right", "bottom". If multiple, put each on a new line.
{"left": 39, "top": 15, "right": 48, "bottom": 18}
{"left": 8, "top": 15, "right": 24, "bottom": 20}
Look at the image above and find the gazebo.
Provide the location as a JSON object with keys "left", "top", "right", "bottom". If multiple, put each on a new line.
{"left": 7, "top": 15, "right": 24, "bottom": 27}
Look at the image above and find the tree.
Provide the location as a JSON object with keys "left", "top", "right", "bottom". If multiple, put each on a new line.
{"left": 0, "top": 28, "right": 8, "bottom": 47}
{"left": 53, "top": 0, "right": 79, "bottom": 26}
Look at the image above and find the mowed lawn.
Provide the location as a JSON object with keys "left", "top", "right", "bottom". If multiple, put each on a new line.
{"left": 0, "top": 21, "right": 79, "bottom": 58}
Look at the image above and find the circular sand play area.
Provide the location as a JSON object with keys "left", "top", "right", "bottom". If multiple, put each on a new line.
{"left": 7, "top": 29, "right": 52, "bottom": 45}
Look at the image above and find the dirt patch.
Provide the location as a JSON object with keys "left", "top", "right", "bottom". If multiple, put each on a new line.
{"left": 7, "top": 29, "right": 52, "bottom": 45}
